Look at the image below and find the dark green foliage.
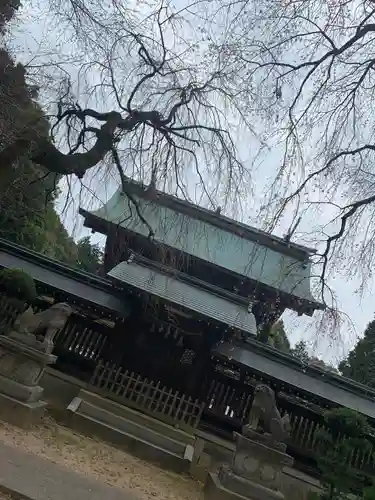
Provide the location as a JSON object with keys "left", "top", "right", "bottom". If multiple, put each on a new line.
{"left": 0, "top": 155, "right": 78, "bottom": 263}
{"left": 291, "top": 340, "right": 310, "bottom": 363}
{"left": 0, "top": 0, "right": 20, "bottom": 33}
{"left": 76, "top": 236, "right": 103, "bottom": 274}
{"left": 363, "top": 486, "right": 375, "bottom": 500}
{"left": 0, "top": 268, "right": 37, "bottom": 303}
{"left": 0, "top": 14, "right": 78, "bottom": 265}
{"left": 313, "top": 408, "right": 373, "bottom": 500}
{"left": 338, "top": 320, "right": 375, "bottom": 387}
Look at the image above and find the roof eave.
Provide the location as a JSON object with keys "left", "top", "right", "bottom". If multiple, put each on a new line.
{"left": 79, "top": 183, "right": 316, "bottom": 261}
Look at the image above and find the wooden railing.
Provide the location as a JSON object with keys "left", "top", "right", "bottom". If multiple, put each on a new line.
{"left": 53, "top": 315, "right": 111, "bottom": 380}
{"left": 204, "top": 377, "right": 253, "bottom": 422}
{"left": 90, "top": 360, "right": 205, "bottom": 433}
{"left": 0, "top": 295, "right": 23, "bottom": 333}
{"left": 0, "top": 295, "right": 65, "bottom": 334}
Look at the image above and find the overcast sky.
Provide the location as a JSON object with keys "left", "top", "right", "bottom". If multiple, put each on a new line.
{"left": 7, "top": 0, "right": 375, "bottom": 365}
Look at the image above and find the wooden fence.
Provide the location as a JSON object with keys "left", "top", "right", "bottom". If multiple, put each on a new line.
{"left": 90, "top": 360, "right": 205, "bottom": 432}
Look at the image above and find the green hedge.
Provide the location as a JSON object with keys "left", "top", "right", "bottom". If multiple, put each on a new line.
{"left": 0, "top": 268, "right": 37, "bottom": 303}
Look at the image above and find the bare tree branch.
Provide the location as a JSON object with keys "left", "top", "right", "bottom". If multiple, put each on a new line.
{"left": 2, "top": 2, "right": 245, "bottom": 211}
{"left": 208, "top": 0, "right": 375, "bottom": 300}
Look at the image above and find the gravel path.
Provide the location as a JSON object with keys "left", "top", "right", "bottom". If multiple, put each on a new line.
{"left": 0, "top": 417, "right": 203, "bottom": 500}
{"left": 0, "top": 493, "right": 12, "bottom": 500}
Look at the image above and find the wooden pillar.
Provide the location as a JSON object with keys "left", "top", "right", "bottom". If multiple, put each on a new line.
{"left": 179, "top": 334, "right": 212, "bottom": 398}
{"left": 99, "top": 317, "right": 134, "bottom": 365}
{"left": 103, "top": 228, "right": 130, "bottom": 273}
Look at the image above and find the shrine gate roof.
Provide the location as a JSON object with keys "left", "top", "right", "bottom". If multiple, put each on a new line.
{"left": 108, "top": 260, "right": 257, "bottom": 336}
{"left": 80, "top": 181, "right": 323, "bottom": 314}
{"left": 214, "top": 341, "right": 375, "bottom": 420}
{"left": 0, "top": 238, "right": 130, "bottom": 317}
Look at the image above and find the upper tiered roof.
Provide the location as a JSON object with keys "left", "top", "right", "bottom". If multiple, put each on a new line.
{"left": 80, "top": 178, "right": 323, "bottom": 313}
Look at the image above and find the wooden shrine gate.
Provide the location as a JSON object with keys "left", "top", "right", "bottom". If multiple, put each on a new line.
{"left": 51, "top": 314, "right": 206, "bottom": 433}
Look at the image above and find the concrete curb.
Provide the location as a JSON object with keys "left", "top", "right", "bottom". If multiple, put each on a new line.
{"left": 0, "top": 483, "right": 33, "bottom": 500}
{"left": 0, "top": 441, "right": 138, "bottom": 500}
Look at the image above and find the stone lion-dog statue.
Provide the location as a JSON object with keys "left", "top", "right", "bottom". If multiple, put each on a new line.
{"left": 12, "top": 302, "right": 74, "bottom": 353}
{"left": 247, "top": 383, "right": 291, "bottom": 442}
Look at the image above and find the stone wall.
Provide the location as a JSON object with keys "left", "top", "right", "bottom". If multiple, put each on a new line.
{"left": 281, "top": 468, "right": 322, "bottom": 500}
{"left": 40, "top": 368, "right": 87, "bottom": 409}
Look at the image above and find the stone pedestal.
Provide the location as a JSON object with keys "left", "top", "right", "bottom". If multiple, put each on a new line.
{"left": 0, "top": 334, "right": 56, "bottom": 428}
{"left": 204, "top": 427, "right": 294, "bottom": 500}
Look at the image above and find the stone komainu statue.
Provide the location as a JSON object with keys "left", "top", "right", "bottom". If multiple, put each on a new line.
{"left": 248, "top": 383, "right": 291, "bottom": 442}
{"left": 13, "top": 302, "right": 74, "bottom": 353}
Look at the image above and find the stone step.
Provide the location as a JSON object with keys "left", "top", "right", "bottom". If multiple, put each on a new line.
{"left": 67, "top": 396, "right": 193, "bottom": 473}
{"left": 0, "top": 392, "right": 47, "bottom": 428}
{"left": 205, "top": 472, "right": 249, "bottom": 500}
{"left": 78, "top": 389, "right": 195, "bottom": 446}
{"left": 79, "top": 399, "right": 189, "bottom": 456}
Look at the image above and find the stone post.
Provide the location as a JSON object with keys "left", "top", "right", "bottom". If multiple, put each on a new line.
{"left": 0, "top": 333, "right": 56, "bottom": 427}
{"left": 204, "top": 383, "right": 295, "bottom": 500}
{"left": 0, "top": 302, "right": 73, "bottom": 427}
{"left": 205, "top": 427, "right": 294, "bottom": 500}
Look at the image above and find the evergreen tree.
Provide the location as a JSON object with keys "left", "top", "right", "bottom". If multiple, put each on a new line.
{"left": 291, "top": 340, "right": 310, "bottom": 363}
{"left": 338, "top": 320, "right": 375, "bottom": 387}
{"left": 76, "top": 237, "right": 103, "bottom": 275}
{"left": 0, "top": 0, "right": 20, "bottom": 33}
{"left": 0, "top": 2, "right": 77, "bottom": 265}
{"left": 311, "top": 408, "right": 373, "bottom": 500}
